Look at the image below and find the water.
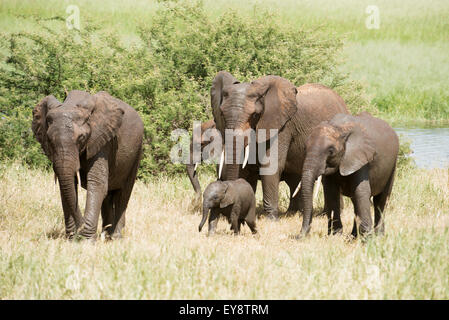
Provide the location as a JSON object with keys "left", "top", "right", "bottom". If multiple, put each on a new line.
{"left": 395, "top": 126, "right": 449, "bottom": 169}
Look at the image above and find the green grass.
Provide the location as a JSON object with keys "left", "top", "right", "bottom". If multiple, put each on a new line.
{"left": 0, "top": 164, "right": 448, "bottom": 299}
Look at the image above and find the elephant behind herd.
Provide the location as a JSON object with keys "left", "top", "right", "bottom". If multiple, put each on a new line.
{"left": 32, "top": 71, "right": 398, "bottom": 241}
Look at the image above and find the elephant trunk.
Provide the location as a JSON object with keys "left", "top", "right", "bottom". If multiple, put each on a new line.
{"left": 198, "top": 203, "right": 209, "bottom": 232}
{"left": 299, "top": 153, "right": 323, "bottom": 237}
{"left": 186, "top": 164, "right": 201, "bottom": 196}
{"left": 53, "top": 154, "right": 83, "bottom": 233}
{"left": 224, "top": 133, "right": 243, "bottom": 181}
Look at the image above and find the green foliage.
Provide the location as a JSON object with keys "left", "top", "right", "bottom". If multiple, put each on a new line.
{"left": 0, "top": 1, "right": 371, "bottom": 179}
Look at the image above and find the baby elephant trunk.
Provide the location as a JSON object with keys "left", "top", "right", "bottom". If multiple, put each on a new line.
{"left": 198, "top": 203, "right": 209, "bottom": 232}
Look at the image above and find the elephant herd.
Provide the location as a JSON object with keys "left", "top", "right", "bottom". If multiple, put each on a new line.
{"left": 32, "top": 71, "right": 399, "bottom": 242}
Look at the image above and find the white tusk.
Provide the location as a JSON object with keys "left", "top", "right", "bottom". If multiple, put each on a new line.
{"left": 194, "top": 162, "right": 199, "bottom": 172}
{"left": 292, "top": 181, "right": 301, "bottom": 198}
{"left": 77, "top": 171, "right": 81, "bottom": 186}
{"left": 313, "top": 175, "right": 322, "bottom": 201}
{"left": 218, "top": 149, "right": 224, "bottom": 179}
{"left": 242, "top": 144, "right": 249, "bottom": 169}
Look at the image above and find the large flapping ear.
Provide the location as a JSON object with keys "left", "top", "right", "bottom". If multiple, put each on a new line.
{"left": 249, "top": 76, "right": 298, "bottom": 138}
{"left": 32, "top": 95, "right": 62, "bottom": 159}
{"left": 210, "top": 71, "right": 240, "bottom": 135}
{"left": 335, "top": 116, "right": 376, "bottom": 176}
{"left": 86, "top": 91, "right": 124, "bottom": 159}
{"left": 219, "top": 182, "right": 235, "bottom": 208}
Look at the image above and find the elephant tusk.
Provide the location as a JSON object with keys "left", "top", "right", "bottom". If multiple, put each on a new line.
{"left": 242, "top": 144, "right": 249, "bottom": 169}
{"left": 313, "top": 175, "right": 322, "bottom": 202}
{"left": 218, "top": 149, "right": 224, "bottom": 179}
{"left": 292, "top": 181, "right": 301, "bottom": 198}
{"left": 77, "top": 171, "right": 81, "bottom": 186}
{"left": 194, "top": 162, "right": 199, "bottom": 172}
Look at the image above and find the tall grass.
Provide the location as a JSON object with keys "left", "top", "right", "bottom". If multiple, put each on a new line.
{"left": 0, "top": 163, "right": 448, "bottom": 299}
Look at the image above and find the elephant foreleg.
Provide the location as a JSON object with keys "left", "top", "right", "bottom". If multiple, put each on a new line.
{"left": 208, "top": 208, "right": 220, "bottom": 236}
{"left": 350, "top": 171, "right": 373, "bottom": 238}
{"left": 79, "top": 153, "right": 108, "bottom": 240}
{"left": 322, "top": 176, "right": 342, "bottom": 235}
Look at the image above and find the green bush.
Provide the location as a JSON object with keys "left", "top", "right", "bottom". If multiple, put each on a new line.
{"left": 0, "top": 1, "right": 372, "bottom": 179}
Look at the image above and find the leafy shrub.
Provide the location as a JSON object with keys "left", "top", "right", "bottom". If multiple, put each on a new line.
{"left": 0, "top": 1, "right": 372, "bottom": 179}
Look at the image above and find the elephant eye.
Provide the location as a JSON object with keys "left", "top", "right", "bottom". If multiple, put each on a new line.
{"left": 328, "top": 146, "right": 336, "bottom": 155}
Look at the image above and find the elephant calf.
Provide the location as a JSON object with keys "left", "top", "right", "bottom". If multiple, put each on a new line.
{"left": 199, "top": 179, "right": 257, "bottom": 236}
{"left": 298, "top": 112, "right": 399, "bottom": 238}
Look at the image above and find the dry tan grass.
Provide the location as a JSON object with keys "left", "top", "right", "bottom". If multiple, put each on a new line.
{"left": 0, "top": 163, "right": 448, "bottom": 299}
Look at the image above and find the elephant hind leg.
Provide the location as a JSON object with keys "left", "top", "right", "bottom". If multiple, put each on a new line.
{"left": 374, "top": 166, "right": 396, "bottom": 235}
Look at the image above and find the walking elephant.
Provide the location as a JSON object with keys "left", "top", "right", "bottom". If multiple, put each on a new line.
{"left": 211, "top": 71, "right": 349, "bottom": 219}
{"left": 199, "top": 179, "right": 257, "bottom": 236}
{"left": 32, "top": 90, "right": 144, "bottom": 240}
{"left": 298, "top": 112, "right": 399, "bottom": 238}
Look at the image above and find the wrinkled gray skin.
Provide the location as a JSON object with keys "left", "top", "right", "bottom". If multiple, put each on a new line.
{"left": 187, "top": 120, "right": 303, "bottom": 216}
{"left": 299, "top": 112, "right": 399, "bottom": 238}
{"left": 32, "top": 90, "right": 144, "bottom": 241}
{"left": 199, "top": 179, "right": 257, "bottom": 236}
{"left": 211, "top": 71, "right": 349, "bottom": 220}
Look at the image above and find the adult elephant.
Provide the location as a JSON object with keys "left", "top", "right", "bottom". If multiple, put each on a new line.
{"left": 211, "top": 71, "right": 349, "bottom": 219}
{"left": 186, "top": 119, "right": 302, "bottom": 216}
{"left": 32, "top": 90, "right": 144, "bottom": 240}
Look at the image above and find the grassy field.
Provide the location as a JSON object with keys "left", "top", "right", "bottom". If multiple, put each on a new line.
{"left": 0, "top": 163, "right": 448, "bottom": 299}
{"left": 1, "top": 0, "right": 448, "bottom": 122}
{"left": 0, "top": 0, "right": 448, "bottom": 300}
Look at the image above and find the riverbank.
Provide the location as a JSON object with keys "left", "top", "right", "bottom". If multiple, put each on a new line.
{"left": 0, "top": 164, "right": 448, "bottom": 299}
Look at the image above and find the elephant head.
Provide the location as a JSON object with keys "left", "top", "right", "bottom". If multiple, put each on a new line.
{"left": 211, "top": 71, "right": 298, "bottom": 181}
{"left": 198, "top": 180, "right": 235, "bottom": 232}
{"left": 32, "top": 90, "right": 124, "bottom": 234}
{"left": 299, "top": 113, "right": 376, "bottom": 235}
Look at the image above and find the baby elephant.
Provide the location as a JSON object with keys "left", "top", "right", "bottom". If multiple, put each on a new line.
{"left": 298, "top": 112, "right": 399, "bottom": 238}
{"left": 199, "top": 179, "right": 257, "bottom": 236}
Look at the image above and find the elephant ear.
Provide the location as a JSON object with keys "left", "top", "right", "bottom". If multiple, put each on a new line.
{"left": 249, "top": 76, "right": 298, "bottom": 141}
{"left": 339, "top": 121, "right": 376, "bottom": 176}
{"left": 32, "top": 95, "right": 62, "bottom": 159}
{"left": 219, "top": 182, "right": 235, "bottom": 208}
{"left": 211, "top": 71, "right": 240, "bottom": 136}
{"left": 86, "top": 91, "right": 124, "bottom": 159}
